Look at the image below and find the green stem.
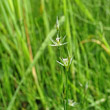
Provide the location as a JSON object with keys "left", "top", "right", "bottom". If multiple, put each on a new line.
{"left": 64, "top": 69, "right": 69, "bottom": 110}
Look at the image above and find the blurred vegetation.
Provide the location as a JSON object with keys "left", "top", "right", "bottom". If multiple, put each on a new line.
{"left": 0, "top": 0, "right": 110, "bottom": 110}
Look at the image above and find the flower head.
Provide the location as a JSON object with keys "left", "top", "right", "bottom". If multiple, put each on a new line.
{"left": 57, "top": 56, "right": 72, "bottom": 70}
{"left": 62, "top": 58, "right": 69, "bottom": 66}
{"left": 68, "top": 99, "right": 77, "bottom": 107}
{"left": 56, "top": 17, "right": 59, "bottom": 30}
{"left": 50, "top": 35, "right": 68, "bottom": 47}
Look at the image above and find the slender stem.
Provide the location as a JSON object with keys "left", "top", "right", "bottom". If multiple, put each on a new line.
{"left": 64, "top": 69, "right": 69, "bottom": 110}
{"left": 66, "top": 69, "right": 68, "bottom": 110}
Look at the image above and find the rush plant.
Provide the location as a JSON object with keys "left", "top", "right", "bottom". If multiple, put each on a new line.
{"left": 50, "top": 17, "right": 73, "bottom": 110}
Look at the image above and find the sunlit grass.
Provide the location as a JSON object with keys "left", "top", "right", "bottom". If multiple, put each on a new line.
{"left": 0, "top": 0, "right": 110, "bottom": 110}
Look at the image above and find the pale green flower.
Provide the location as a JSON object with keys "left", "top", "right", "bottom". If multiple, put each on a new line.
{"left": 50, "top": 35, "right": 68, "bottom": 47}
{"left": 68, "top": 99, "right": 77, "bottom": 107}
{"left": 57, "top": 57, "right": 72, "bottom": 69}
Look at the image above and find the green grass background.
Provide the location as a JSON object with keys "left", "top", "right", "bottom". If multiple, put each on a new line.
{"left": 0, "top": 0, "right": 110, "bottom": 110}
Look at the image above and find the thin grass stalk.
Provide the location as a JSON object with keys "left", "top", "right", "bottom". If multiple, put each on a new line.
{"left": 22, "top": 1, "right": 46, "bottom": 108}
{"left": 65, "top": 69, "right": 69, "bottom": 110}
{"left": 23, "top": 3, "right": 38, "bottom": 85}
{"left": 7, "top": 16, "right": 65, "bottom": 110}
